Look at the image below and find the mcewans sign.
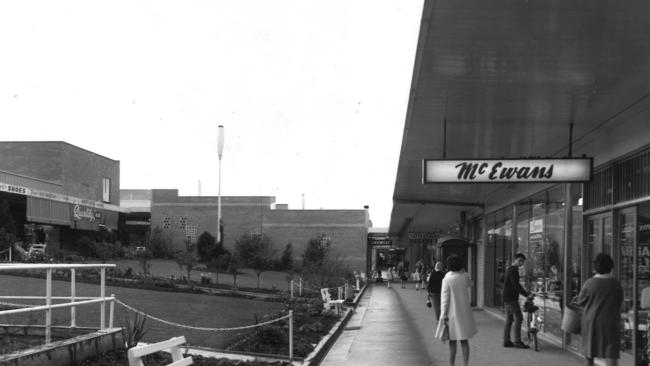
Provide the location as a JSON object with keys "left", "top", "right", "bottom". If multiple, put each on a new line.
{"left": 423, "top": 158, "right": 592, "bottom": 183}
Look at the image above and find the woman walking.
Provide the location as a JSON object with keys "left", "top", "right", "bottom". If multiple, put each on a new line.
{"left": 427, "top": 261, "right": 445, "bottom": 320}
{"left": 435, "top": 254, "right": 476, "bottom": 366}
{"left": 575, "top": 253, "right": 623, "bottom": 366}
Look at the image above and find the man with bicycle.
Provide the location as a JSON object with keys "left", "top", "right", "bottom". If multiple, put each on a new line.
{"left": 502, "top": 253, "right": 531, "bottom": 349}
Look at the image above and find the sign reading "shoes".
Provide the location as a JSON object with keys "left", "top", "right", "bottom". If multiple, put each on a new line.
{"left": 423, "top": 158, "right": 592, "bottom": 183}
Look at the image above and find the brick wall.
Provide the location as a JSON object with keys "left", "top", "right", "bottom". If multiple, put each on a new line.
{"left": 61, "top": 143, "right": 120, "bottom": 204}
{"left": 0, "top": 142, "right": 64, "bottom": 182}
{"left": 150, "top": 189, "right": 369, "bottom": 271}
{"left": 0, "top": 141, "right": 120, "bottom": 204}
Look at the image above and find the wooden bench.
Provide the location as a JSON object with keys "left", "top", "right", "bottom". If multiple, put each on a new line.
{"left": 320, "top": 288, "right": 345, "bottom": 315}
{"left": 127, "top": 336, "right": 192, "bottom": 366}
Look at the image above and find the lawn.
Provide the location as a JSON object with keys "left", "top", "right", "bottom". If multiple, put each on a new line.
{"left": 0, "top": 274, "right": 284, "bottom": 350}
{"left": 110, "top": 259, "right": 296, "bottom": 291}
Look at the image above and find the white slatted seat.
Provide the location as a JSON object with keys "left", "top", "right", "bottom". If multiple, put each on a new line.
{"left": 127, "top": 336, "right": 192, "bottom": 366}
{"left": 321, "top": 287, "right": 344, "bottom": 315}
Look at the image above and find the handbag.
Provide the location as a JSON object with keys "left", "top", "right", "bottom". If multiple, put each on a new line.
{"left": 440, "top": 322, "right": 449, "bottom": 343}
{"left": 561, "top": 302, "right": 582, "bottom": 334}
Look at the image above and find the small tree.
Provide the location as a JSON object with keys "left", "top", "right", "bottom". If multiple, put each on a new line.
{"left": 302, "top": 236, "right": 329, "bottom": 268}
{"left": 281, "top": 242, "right": 294, "bottom": 271}
{"left": 149, "top": 226, "right": 170, "bottom": 259}
{"left": 135, "top": 248, "right": 153, "bottom": 276}
{"left": 207, "top": 248, "right": 230, "bottom": 285}
{"left": 0, "top": 199, "right": 16, "bottom": 236}
{"left": 0, "top": 228, "right": 16, "bottom": 253}
{"left": 174, "top": 239, "right": 198, "bottom": 282}
{"left": 235, "top": 233, "right": 275, "bottom": 288}
{"left": 226, "top": 253, "right": 240, "bottom": 289}
{"left": 91, "top": 241, "right": 114, "bottom": 263}
{"left": 196, "top": 231, "right": 216, "bottom": 262}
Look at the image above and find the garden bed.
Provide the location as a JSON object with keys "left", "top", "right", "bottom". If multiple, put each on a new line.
{"left": 81, "top": 349, "right": 292, "bottom": 366}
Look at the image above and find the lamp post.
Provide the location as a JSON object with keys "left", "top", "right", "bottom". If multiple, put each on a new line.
{"left": 217, "top": 125, "right": 224, "bottom": 244}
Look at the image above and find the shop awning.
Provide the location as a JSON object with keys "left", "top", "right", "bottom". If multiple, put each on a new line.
{"left": 390, "top": 0, "right": 650, "bottom": 237}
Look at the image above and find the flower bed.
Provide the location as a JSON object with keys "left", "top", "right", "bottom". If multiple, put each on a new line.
{"left": 80, "top": 349, "right": 292, "bottom": 366}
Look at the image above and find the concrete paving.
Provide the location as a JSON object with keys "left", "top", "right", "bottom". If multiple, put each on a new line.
{"left": 321, "top": 282, "right": 590, "bottom": 366}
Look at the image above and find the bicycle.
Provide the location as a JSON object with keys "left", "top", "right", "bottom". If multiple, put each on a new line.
{"left": 523, "top": 294, "right": 542, "bottom": 351}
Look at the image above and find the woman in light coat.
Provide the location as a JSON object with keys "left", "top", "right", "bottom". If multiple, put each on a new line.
{"left": 435, "top": 254, "right": 477, "bottom": 366}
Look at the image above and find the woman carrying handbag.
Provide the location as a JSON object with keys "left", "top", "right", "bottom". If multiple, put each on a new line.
{"left": 435, "top": 254, "right": 477, "bottom": 366}
{"left": 574, "top": 253, "right": 623, "bottom": 366}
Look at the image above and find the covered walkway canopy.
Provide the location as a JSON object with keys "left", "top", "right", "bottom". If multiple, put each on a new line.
{"left": 389, "top": 0, "right": 650, "bottom": 237}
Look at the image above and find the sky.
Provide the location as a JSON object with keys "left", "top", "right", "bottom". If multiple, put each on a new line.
{"left": 0, "top": 1, "right": 424, "bottom": 228}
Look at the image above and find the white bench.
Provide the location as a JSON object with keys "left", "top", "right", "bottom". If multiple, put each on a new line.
{"left": 320, "top": 288, "right": 345, "bottom": 315}
{"left": 127, "top": 336, "right": 192, "bottom": 366}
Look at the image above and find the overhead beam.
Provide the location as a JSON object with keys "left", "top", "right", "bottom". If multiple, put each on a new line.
{"left": 393, "top": 196, "right": 484, "bottom": 208}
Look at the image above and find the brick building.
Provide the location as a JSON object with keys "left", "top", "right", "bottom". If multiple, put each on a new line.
{"left": 0, "top": 141, "right": 121, "bottom": 249}
{"left": 122, "top": 189, "right": 370, "bottom": 271}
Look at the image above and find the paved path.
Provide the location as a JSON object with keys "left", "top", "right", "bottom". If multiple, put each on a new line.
{"left": 322, "top": 283, "right": 589, "bottom": 366}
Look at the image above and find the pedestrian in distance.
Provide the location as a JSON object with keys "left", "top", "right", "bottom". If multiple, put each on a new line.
{"left": 427, "top": 261, "right": 445, "bottom": 320}
{"left": 421, "top": 264, "right": 430, "bottom": 290}
{"left": 398, "top": 264, "right": 408, "bottom": 289}
{"left": 574, "top": 253, "right": 623, "bottom": 366}
{"left": 502, "top": 253, "right": 531, "bottom": 349}
{"left": 414, "top": 260, "right": 423, "bottom": 290}
{"left": 435, "top": 254, "right": 476, "bottom": 366}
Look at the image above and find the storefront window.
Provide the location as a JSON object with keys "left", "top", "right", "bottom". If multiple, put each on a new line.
{"left": 486, "top": 212, "right": 498, "bottom": 307}
{"left": 486, "top": 208, "right": 512, "bottom": 308}
{"left": 543, "top": 186, "right": 565, "bottom": 338}
{"left": 567, "top": 185, "right": 583, "bottom": 350}
{"left": 619, "top": 208, "right": 636, "bottom": 357}
{"left": 528, "top": 192, "right": 546, "bottom": 294}
{"left": 635, "top": 203, "right": 650, "bottom": 365}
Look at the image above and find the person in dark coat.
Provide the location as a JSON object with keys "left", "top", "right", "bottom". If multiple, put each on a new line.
{"left": 575, "top": 253, "right": 623, "bottom": 366}
{"left": 427, "top": 261, "right": 445, "bottom": 320}
{"left": 502, "top": 253, "right": 530, "bottom": 349}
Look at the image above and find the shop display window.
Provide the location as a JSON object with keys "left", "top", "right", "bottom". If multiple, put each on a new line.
{"left": 619, "top": 208, "right": 635, "bottom": 358}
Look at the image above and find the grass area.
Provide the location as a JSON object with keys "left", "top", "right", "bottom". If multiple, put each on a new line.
{"left": 110, "top": 259, "right": 295, "bottom": 291}
{"left": 0, "top": 274, "right": 284, "bottom": 349}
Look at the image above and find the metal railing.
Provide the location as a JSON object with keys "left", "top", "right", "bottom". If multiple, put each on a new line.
{"left": 0, "top": 263, "right": 116, "bottom": 344}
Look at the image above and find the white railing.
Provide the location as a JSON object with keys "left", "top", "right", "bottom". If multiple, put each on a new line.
{"left": 0, "top": 263, "right": 117, "bottom": 344}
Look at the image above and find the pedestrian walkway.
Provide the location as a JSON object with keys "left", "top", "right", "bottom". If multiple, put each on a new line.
{"left": 321, "top": 283, "right": 588, "bottom": 366}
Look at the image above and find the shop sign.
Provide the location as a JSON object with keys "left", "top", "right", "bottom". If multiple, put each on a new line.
{"left": 423, "top": 158, "right": 592, "bottom": 183}
{"left": 529, "top": 218, "right": 544, "bottom": 241}
{"left": 0, "top": 183, "right": 28, "bottom": 195}
{"left": 0, "top": 179, "right": 122, "bottom": 212}
{"left": 408, "top": 232, "right": 438, "bottom": 240}
{"left": 368, "top": 237, "right": 393, "bottom": 246}
{"left": 72, "top": 204, "right": 101, "bottom": 222}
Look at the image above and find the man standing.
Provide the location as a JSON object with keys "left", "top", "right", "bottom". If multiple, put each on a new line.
{"left": 502, "top": 253, "right": 530, "bottom": 349}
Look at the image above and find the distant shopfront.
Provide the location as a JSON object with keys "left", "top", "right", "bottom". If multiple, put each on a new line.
{"left": 1, "top": 181, "right": 120, "bottom": 249}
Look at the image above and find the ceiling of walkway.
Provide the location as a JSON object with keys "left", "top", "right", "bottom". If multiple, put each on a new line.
{"left": 389, "top": 0, "right": 650, "bottom": 237}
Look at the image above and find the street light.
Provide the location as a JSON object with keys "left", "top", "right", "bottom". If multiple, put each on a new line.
{"left": 217, "top": 125, "right": 224, "bottom": 243}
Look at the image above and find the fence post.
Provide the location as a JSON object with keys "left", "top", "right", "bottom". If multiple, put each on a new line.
{"left": 299, "top": 278, "right": 302, "bottom": 296}
{"left": 290, "top": 280, "right": 294, "bottom": 299}
{"left": 45, "top": 268, "right": 52, "bottom": 344}
{"left": 289, "top": 310, "right": 293, "bottom": 361}
{"left": 100, "top": 267, "right": 106, "bottom": 330}
{"left": 71, "top": 268, "right": 76, "bottom": 328}
{"left": 109, "top": 294, "right": 115, "bottom": 328}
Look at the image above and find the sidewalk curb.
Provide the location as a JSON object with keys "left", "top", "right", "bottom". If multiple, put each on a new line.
{"left": 302, "top": 283, "right": 368, "bottom": 365}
